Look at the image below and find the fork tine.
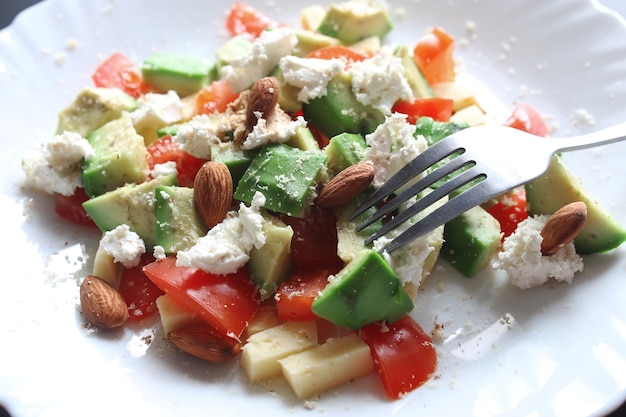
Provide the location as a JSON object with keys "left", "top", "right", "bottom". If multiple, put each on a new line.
{"left": 355, "top": 153, "right": 474, "bottom": 231}
{"left": 364, "top": 165, "right": 486, "bottom": 245}
{"left": 349, "top": 137, "right": 462, "bottom": 220}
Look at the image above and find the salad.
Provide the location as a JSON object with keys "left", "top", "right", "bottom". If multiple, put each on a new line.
{"left": 19, "top": 0, "right": 626, "bottom": 403}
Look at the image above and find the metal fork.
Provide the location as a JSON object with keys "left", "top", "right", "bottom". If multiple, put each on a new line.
{"left": 351, "top": 122, "right": 626, "bottom": 253}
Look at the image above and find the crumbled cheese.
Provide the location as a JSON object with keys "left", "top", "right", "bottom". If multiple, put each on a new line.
{"left": 176, "top": 192, "right": 267, "bottom": 275}
{"left": 22, "top": 131, "right": 95, "bottom": 196}
{"left": 153, "top": 245, "right": 167, "bottom": 260}
{"left": 492, "top": 215, "right": 584, "bottom": 289}
{"left": 348, "top": 48, "right": 413, "bottom": 114}
{"left": 151, "top": 161, "right": 178, "bottom": 178}
{"left": 130, "top": 90, "right": 184, "bottom": 132}
{"left": 173, "top": 114, "right": 223, "bottom": 159}
{"left": 99, "top": 224, "right": 146, "bottom": 268}
{"left": 220, "top": 27, "right": 298, "bottom": 92}
{"left": 278, "top": 55, "right": 344, "bottom": 103}
{"left": 365, "top": 113, "right": 427, "bottom": 188}
{"left": 243, "top": 114, "right": 307, "bottom": 150}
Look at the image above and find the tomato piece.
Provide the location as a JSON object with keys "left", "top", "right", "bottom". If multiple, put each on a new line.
{"left": 307, "top": 45, "right": 368, "bottom": 68}
{"left": 359, "top": 316, "right": 437, "bottom": 399}
{"left": 280, "top": 207, "right": 344, "bottom": 271}
{"left": 485, "top": 188, "right": 529, "bottom": 239}
{"left": 225, "top": 2, "right": 280, "bottom": 39}
{"left": 413, "top": 27, "right": 455, "bottom": 85}
{"left": 275, "top": 268, "right": 339, "bottom": 322}
{"left": 54, "top": 188, "right": 98, "bottom": 228}
{"left": 503, "top": 102, "right": 549, "bottom": 137}
{"left": 146, "top": 135, "right": 207, "bottom": 187}
{"left": 91, "top": 52, "right": 151, "bottom": 98}
{"left": 118, "top": 253, "right": 165, "bottom": 321}
{"left": 195, "top": 80, "right": 239, "bottom": 115}
{"left": 392, "top": 98, "right": 454, "bottom": 123}
{"left": 143, "top": 257, "right": 260, "bottom": 339}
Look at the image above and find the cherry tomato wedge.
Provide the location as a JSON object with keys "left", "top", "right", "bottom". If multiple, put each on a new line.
{"left": 392, "top": 98, "right": 454, "bottom": 123}
{"left": 225, "top": 2, "right": 280, "bottom": 39}
{"left": 143, "top": 257, "right": 260, "bottom": 339}
{"left": 413, "top": 26, "right": 455, "bottom": 85}
{"left": 118, "top": 253, "right": 165, "bottom": 321}
{"left": 307, "top": 45, "right": 368, "bottom": 68}
{"left": 146, "top": 135, "right": 208, "bottom": 187}
{"left": 54, "top": 188, "right": 98, "bottom": 228}
{"left": 485, "top": 188, "right": 529, "bottom": 239}
{"left": 91, "top": 52, "right": 151, "bottom": 98}
{"left": 195, "top": 80, "right": 239, "bottom": 115}
{"left": 503, "top": 102, "right": 549, "bottom": 137}
{"left": 275, "top": 268, "right": 339, "bottom": 322}
{"left": 359, "top": 316, "right": 437, "bottom": 399}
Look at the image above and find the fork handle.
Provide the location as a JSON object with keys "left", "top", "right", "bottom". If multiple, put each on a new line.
{"left": 553, "top": 121, "right": 626, "bottom": 153}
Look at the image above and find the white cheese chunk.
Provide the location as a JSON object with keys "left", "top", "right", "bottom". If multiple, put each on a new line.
{"left": 173, "top": 114, "right": 223, "bottom": 159}
{"left": 278, "top": 55, "right": 344, "bottom": 103}
{"left": 99, "top": 224, "right": 146, "bottom": 269}
{"left": 130, "top": 90, "right": 184, "bottom": 132}
{"left": 243, "top": 114, "right": 307, "bottom": 150}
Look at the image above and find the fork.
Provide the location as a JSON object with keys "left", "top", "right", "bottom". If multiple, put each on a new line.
{"left": 350, "top": 122, "right": 626, "bottom": 253}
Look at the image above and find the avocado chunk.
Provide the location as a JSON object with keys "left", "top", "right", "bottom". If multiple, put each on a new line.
{"left": 302, "top": 74, "right": 384, "bottom": 138}
{"left": 317, "top": 1, "right": 393, "bottom": 44}
{"left": 56, "top": 87, "right": 137, "bottom": 137}
{"left": 83, "top": 174, "right": 177, "bottom": 248}
{"left": 293, "top": 30, "right": 341, "bottom": 57}
{"left": 234, "top": 144, "right": 327, "bottom": 217}
{"left": 286, "top": 127, "right": 320, "bottom": 152}
{"left": 247, "top": 216, "right": 294, "bottom": 299}
{"left": 311, "top": 249, "right": 413, "bottom": 329}
{"left": 324, "top": 132, "right": 368, "bottom": 176}
{"left": 82, "top": 113, "right": 149, "bottom": 197}
{"left": 210, "top": 142, "right": 258, "bottom": 186}
{"left": 441, "top": 205, "right": 503, "bottom": 277}
{"left": 525, "top": 155, "right": 626, "bottom": 253}
{"left": 395, "top": 45, "right": 433, "bottom": 99}
{"left": 155, "top": 185, "right": 208, "bottom": 254}
{"left": 141, "top": 52, "right": 217, "bottom": 97}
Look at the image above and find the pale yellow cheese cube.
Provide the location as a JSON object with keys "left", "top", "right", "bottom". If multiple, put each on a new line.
{"left": 91, "top": 242, "right": 120, "bottom": 287}
{"left": 432, "top": 81, "right": 478, "bottom": 112}
{"left": 300, "top": 5, "right": 326, "bottom": 31}
{"left": 242, "top": 321, "right": 318, "bottom": 382}
{"left": 155, "top": 294, "right": 205, "bottom": 335}
{"left": 451, "top": 104, "right": 487, "bottom": 126}
{"left": 278, "top": 333, "right": 375, "bottom": 399}
{"left": 243, "top": 304, "right": 280, "bottom": 340}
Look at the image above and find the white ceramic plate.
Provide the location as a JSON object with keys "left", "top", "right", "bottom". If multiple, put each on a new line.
{"left": 2, "top": 0, "right": 626, "bottom": 416}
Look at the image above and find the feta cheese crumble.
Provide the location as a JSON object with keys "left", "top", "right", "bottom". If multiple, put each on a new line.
{"left": 129, "top": 90, "right": 185, "bottom": 132}
{"left": 492, "top": 215, "right": 584, "bottom": 289}
{"left": 278, "top": 55, "right": 344, "bottom": 103}
{"left": 173, "top": 114, "right": 224, "bottom": 159}
{"left": 176, "top": 192, "right": 267, "bottom": 275}
{"left": 243, "top": 114, "right": 307, "bottom": 150}
{"left": 100, "top": 224, "right": 146, "bottom": 268}
{"left": 22, "top": 131, "right": 95, "bottom": 196}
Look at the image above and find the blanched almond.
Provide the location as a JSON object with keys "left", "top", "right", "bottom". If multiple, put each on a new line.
{"left": 317, "top": 162, "right": 375, "bottom": 208}
{"left": 540, "top": 201, "right": 587, "bottom": 256}
{"left": 194, "top": 161, "right": 233, "bottom": 228}
{"left": 80, "top": 274, "right": 129, "bottom": 329}
{"left": 167, "top": 327, "right": 242, "bottom": 363}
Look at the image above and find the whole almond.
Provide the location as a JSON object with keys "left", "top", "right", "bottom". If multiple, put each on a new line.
{"left": 246, "top": 76, "right": 280, "bottom": 132}
{"left": 317, "top": 162, "right": 375, "bottom": 208}
{"left": 194, "top": 161, "right": 233, "bottom": 228}
{"left": 80, "top": 274, "right": 129, "bottom": 329}
{"left": 167, "top": 327, "right": 242, "bottom": 363}
{"left": 540, "top": 201, "right": 587, "bottom": 256}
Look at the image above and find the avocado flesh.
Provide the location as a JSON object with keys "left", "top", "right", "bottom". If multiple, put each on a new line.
{"left": 316, "top": 2, "right": 393, "bottom": 44}
{"left": 525, "top": 155, "right": 626, "bottom": 254}
{"left": 141, "top": 52, "right": 217, "bottom": 97}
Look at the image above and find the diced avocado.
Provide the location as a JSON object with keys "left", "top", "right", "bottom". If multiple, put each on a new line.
{"left": 441, "top": 205, "right": 502, "bottom": 277}
{"left": 83, "top": 174, "right": 177, "bottom": 248}
{"left": 141, "top": 52, "right": 217, "bottom": 97}
{"left": 215, "top": 35, "right": 253, "bottom": 65}
{"left": 156, "top": 124, "right": 180, "bottom": 138}
{"left": 324, "top": 132, "right": 368, "bottom": 176}
{"left": 56, "top": 87, "right": 137, "bottom": 137}
{"left": 311, "top": 249, "right": 413, "bottom": 329}
{"left": 271, "top": 66, "right": 302, "bottom": 114}
{"left": 395, "top": 45, "right": 433, "bottom": 99}
{"left": 82, "top": 113, "right": 149, "bottom": 197}
{"left": 302, "top": 74, "right": 384, "bottom": 138}
{"left": 210, "top": 142, "right": 258, "bottom": 186}
{"left": 234, "top": 144, "right": 327, "bottom": 217}
{"left": 525, "top": 155, "right": 626, "bottom": 253}
{"left": 293, "top": 30, "right": 341, "bottom": 57}
{"left": 155, "top": 185, "right": 208, "bottom": 254}
{"left": 287, "top": 127, "right": 320, "bottom": 151}
{"left": 317, "top": 1, "right": 393, "bottom": 44}
{"left": 414, "top": 116, "right": 469, "bottom": 146}
{"left": 334, "top": 194, "right": 379, "bottom": 264}
{"left": 247, "top": 216, "right": 294, "bottom": 299}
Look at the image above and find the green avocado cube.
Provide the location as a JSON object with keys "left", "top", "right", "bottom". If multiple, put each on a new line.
{"left": 142, "top": 52, "right": 217, "bottom": 97}
{"left": 324, "top": 132, "right": 367, "bottom": 176}
{"left": 234, "top": 144, "right": 327, "bottom": 217}
{"left": 317, "top": 1, "right": 393, "bottom": 44}
{"left": 311, "top": 249, "right": 413, "bottom": 329}
{"left": 210, "top": 142, "right": 258, "bottom": 186}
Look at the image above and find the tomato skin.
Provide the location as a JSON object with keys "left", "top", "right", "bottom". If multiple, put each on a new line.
{"left": 91, "top": 52, "right": 151, "bottom": 98}
{"left": 225, "top": 2, "right": 279, "bottom": 39}
{"left": 143, "top": 257, "right": 260, "bottom": 339}
{"left": 275, "top": 268, "right": 338, "bottom": 322}
{"left": 392, "top": 98, "right": 454, "bottom": 123}
{"left": 359, "top": 316, "right": 437, "bottom": 399}
{"left": 195, "top": 80, "right": 239, "bottom": 115}
{"left": 485, "top": 188, "right": 529, "bottom": 239}
{"left": 118, "top": 254, "right": 165, "bottom": 321}
{"left": 280, "top": 207, "right": 344, "bottom": 271}
{"left": 54, "top": 188, "right": 98, "bottom": 228}
{"left": 413, "top": 26, "right": 455, "bottom": 85}
{"left": 306, "top": 45, "right": 368, "bottom": 68}
{"left": 146, "top": 135, "right": 207, "bottom": 187}
{"left": 503, "top": 103, "right": 549, "bottom": 137}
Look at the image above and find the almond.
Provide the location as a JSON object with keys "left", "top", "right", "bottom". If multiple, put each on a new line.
{"left": 540, "top": 201, "right": 587, "bottom": 256}
{"left": 194, "top": 161, "right": 233, "bottom": 228}
{"left": 246, "top": 76, "right": 280, "bottom": 132}
{"left": 317, "top": 162, "right": 375, "bottom": 208}
{"left": 80, "top": 274, "right": 129, "bottom": 329}
{"left": 167, "top": 326, "right": 242, "bottom": 363}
